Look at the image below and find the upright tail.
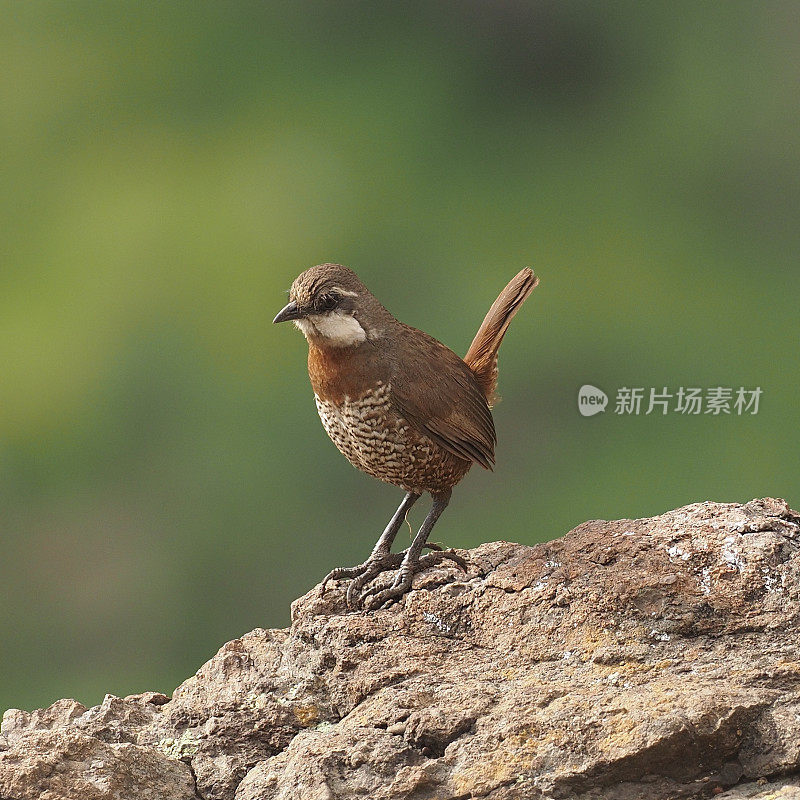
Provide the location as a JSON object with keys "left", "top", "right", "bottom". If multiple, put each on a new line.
{"left": 464, "top": 267, "right": 538, "bottom": 407}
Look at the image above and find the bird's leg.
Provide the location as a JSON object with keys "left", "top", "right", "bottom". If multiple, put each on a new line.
{"left": 363, "top": 490, "right": 458, "bottom": 610}
{"left": 320, "top": 492, "right": 420, "bottom": 605}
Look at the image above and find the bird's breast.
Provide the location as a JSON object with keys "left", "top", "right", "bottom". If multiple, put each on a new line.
{"left": 313, "top": 382, "right": 471, "bottom": 493}
{"left": 314, "top": 382, "right": 404, "bottom": 471}
{"left": 307, "top": 341, "right": 383, "bottom": 404}
{"left": 306, "top": 340, "right": 472, "bottom": 492}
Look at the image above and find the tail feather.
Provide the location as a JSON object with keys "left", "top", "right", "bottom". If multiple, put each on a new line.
{"left": 464, "top": 268, "right": 538, "bottom": 406}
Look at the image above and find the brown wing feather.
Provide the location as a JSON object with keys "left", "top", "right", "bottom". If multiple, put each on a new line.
{"left": 390, "top": 326, "right": 496, "bottom": 470}
{"left": 464, "top": 268, "right": 538, "bottom": 406}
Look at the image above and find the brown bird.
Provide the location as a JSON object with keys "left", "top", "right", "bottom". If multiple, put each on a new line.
{"left": 273, "top": 263, "right": 538, "bottom": 609}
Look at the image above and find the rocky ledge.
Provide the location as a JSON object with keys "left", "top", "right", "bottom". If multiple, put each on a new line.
{"left": 2, "top": 498, "right": 800, "bottom": 800}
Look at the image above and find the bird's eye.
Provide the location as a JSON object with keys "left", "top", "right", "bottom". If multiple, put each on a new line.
{"left": 317, "top": 294, "right": 338, "bottom": 313}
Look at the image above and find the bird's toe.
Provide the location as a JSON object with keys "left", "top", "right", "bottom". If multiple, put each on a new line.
{"left": 320, "top": 552, "right": 403, "bottom": 606}
{"left": 362, "top": 573, "right": 413, "bottom": 610}
{"left": 319, "top": 564, "right": 365, "bottom": 596}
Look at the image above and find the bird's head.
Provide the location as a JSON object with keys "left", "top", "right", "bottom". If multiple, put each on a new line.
{"left": 273, "top": 263, "right": 387, "bottom": 347}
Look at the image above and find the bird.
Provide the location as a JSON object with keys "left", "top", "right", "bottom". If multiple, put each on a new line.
{"left": 273, "top": 263, "right": 538, "bottom": 609}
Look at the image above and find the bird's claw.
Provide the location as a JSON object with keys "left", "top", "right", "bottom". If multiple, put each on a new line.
{"left": 363, "top": 572, "right": 413, "bottom": 610}
{"left": 319, "top": 552, "right": 402, "bottom": 608}
{"left": 422, "top": 548, "right": 468, "bottom": 572}
{"left": 319, "top": 564, "right": 365, "bottom": 596}
{"left": 345, "top": 553, "right": 403, "bottom": 608}
{"left": 322, "top": 548, "right": 468, "bottom": 610}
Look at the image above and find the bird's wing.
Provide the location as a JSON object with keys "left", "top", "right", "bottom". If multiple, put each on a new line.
{"left": 390, "top": 327, "right": 496, "bottom": 470}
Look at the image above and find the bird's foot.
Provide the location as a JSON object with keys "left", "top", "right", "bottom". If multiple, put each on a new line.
{"left": 360, "top": 549, "right": 468, "bottom": 610}
{"left": 320, "top": 548, "right": 467, "bottom": 610}
{"left": 319, "top": 551, "right": 403, "bottom": 609}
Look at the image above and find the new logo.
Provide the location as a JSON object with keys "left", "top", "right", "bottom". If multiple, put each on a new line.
{"left": 578, "top": 385, "right": 608, "bottom": 416}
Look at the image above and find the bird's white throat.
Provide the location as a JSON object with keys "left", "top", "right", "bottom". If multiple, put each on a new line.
{"left": 295, "top": 311, "right": 367, "bottom": 347}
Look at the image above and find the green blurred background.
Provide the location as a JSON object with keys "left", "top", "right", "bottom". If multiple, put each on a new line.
{"left": 2, "top": 1, "right": 797, "bottom": 713}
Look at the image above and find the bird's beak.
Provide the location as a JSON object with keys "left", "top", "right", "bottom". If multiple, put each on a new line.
{"left": 273, "top": 300, "right": 303, "bottom": 324}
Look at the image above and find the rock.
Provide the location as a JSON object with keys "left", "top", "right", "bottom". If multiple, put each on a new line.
{"left": 2, "top": 497, "right": 799, "bottom": 800}
{"left": 0, "top": 729, "right": 197, "bottom": 800}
